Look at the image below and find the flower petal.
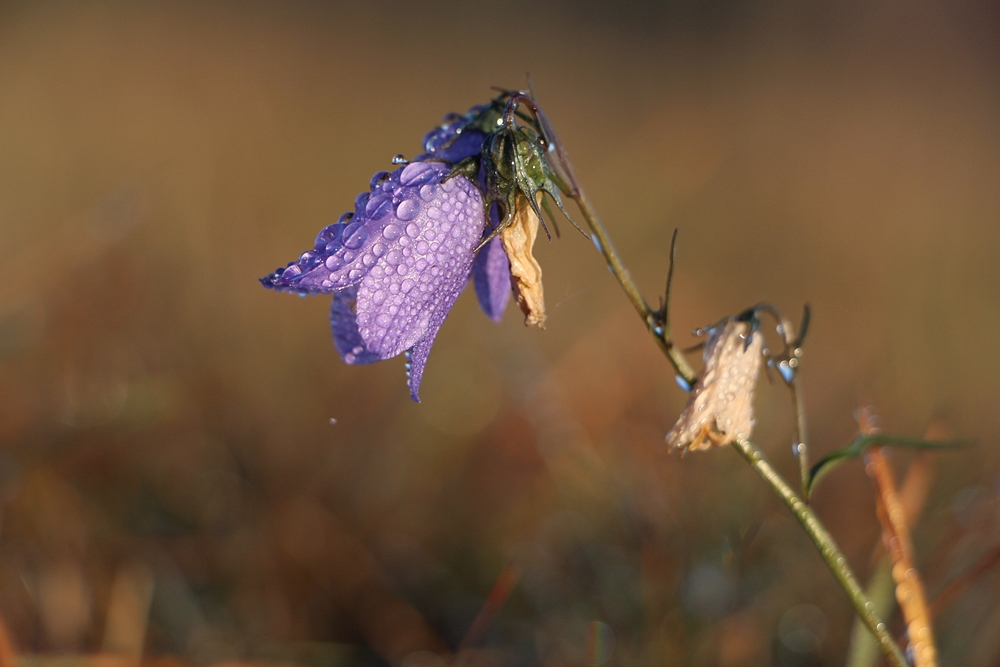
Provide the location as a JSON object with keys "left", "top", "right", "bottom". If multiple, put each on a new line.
{"left": 501, "top": 194, "right": 546, "bottom": 328}
{"left": 472, "top": 236, "right": 511, "bottom": 322}
{"left": 329, "top": 286, "right": 381, "bottom": 365}
{"left": 260, "top": 166, "right": 445, "bottom": 295}
{"left": 353, "top": 172, "right": 484, "bottom": 360}
{"left": 420, "top": 111, "right": 488, "bottom": 163}
{"left": 666, "top": 319, "right": 764, "bottom": 451}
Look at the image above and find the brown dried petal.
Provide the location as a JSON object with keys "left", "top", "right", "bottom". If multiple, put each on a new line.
{"left": 500, "top": 194, "right": 546, "bottom": 328}
{"left": 666, "top": 320, "right": 763, "bottom": 452}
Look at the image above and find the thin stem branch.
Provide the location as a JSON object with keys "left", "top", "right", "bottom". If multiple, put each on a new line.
{"left": 790, "top": 378, "right": 810, "bottom": 500}
{"left": 731, "top": 438, "right": 909, "bottom": 667}
{"left": 571, "top": 189, "right": 697, "bottom": 385}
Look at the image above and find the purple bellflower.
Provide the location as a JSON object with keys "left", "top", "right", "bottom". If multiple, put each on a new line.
{"left": 261, "top": 93, "right": 572, "bottom": 401}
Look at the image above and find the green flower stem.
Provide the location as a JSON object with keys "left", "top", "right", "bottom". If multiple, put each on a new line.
{"left": 571, "top": 190, "right": 698, "bottom": 385}
{"left": 731, "top": 438, "right": 909, "bottom": 667}
{"left": 790, "top": 378, "right": 811, "bottom": 500}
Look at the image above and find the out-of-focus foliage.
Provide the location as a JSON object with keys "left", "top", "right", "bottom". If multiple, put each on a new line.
{"left": 1, "top": 1, "right": 999, "bottom": 665}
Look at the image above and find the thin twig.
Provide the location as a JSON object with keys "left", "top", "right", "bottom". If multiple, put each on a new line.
{"left": 929, "top": 541, "right": 1000, "bottom": 620}
{"left": 457, "top": 560, "right": 521, "bottom": 652}
{"left": 860, "top": 407, "right": 937, "bottom": 667}
{"left": 731, "top": 438, "right": 909, "bottom": 667}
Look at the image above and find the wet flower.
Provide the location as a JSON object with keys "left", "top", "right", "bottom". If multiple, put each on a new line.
{"left": 261, "top": 92, "right": 574, "bottom": 401}
{"left": 262, "top": 159, "right": 506, "bottom": 401}
{"left": 666, "top": 316, "right": 765, "bottom": 451}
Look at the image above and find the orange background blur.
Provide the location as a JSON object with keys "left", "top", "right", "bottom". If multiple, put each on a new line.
{"left": 1, "top": 1, "right": 999, "bottom": 665}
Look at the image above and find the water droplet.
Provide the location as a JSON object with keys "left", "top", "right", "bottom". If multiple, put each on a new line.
{"left": 416, "top": 240, "right": 429, "bottom": 254}
{"left": 653, "top": 326, "right": 664, "bottom": 336}
{"left": 385, "top": 249, "right": 403, "bottom": 266}
{"left": 375, "top": 313, "right": 392, "bottom": 327}
{"left": 281, "top": 265, "right": 301, "bottom": 279}
{"left": 419, "top": 184, "right": 436, "bottom": 201}
{"left": 315, "top": 223, "right": 342, "bottom": 247}
{"left": 396, "top": 264, "right": 409, "bottom": 276}
{"left": 382, "top": 224, "right": 402, "bottom": 240}
{"left": 778, "top": 360, "right": 794, "bottom": 383}
{"left": 325, "top": 255, "right": 342, "bottom": 271}
{"left": 348, "top": 269, "right": 362, "bottom": 281}
{"left": 342, "top": 222, "right": 369, "bottom": 249}
{"left": 405, "top": 222, "right": 420, "bottom": 238}
{"left": 400, "top": 161, "right": 438, "bottom": 186}
{"left": 354, "top": 192, "right": 370, "bottom": 211}
{"left": 370, "top": 171, "right": 390, "bottom": 190}
{"left": 427, "top": 207, "right": 442, "bottom": 220}
{"left": 401, "top": 279, "right": 414, "bottom": 293}
{"left": 675, "top": 375, "right": 693, "bottom": 392}
{"left": 338, "top": 211, "right": 354, "bottom": 224}
{"left": 366, "top": 194, "right": 392, "bottom": 220}
{"left": 396, "top": 199, "right": 420, "bottom": 221}
{"left": 362, "top": 253, "right": 375, "bottom": 267}
{"left": 391, "top": 154, "right": 408, "bottom": 165}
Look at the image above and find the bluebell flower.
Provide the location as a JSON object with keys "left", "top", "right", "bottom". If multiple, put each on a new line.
{"left": 261, "top": 104, "right": 523, "bottom": 401}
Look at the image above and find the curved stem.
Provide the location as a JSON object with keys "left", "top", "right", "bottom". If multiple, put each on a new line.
{"left": 731, "top": 438, "right": 909, "bottom": 667}
{"left": 571, "top": 189, "right": 697, "bottom": 385}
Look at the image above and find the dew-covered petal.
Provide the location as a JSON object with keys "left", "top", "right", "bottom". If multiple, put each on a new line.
{"left": 665, "top": 320, "right": 764, "bottom": 452}
{"left": 472, "top": 236, "right": 511, "bottom": 322}
{"left": 418, "top": 127, "right": 487, "bottom": 164}
{"left": 354, "top": 173, "right": 484, "bottom": 363}
{"left": 330, "top": 286, "right": 381, "bottom": 365}
{"left": 259, "top": 163, "right": 458, "bottom": 295}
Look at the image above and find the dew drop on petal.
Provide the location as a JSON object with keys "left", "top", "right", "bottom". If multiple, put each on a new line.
{"left": 385, "top": 249, "right": 403, "bottom": 266}
{"left": 366, "top": 194, "right": 392, "bottom": 219}
{"left": 399, "top": 161, "right": 438, "bottom": 186}
{"left": 372, "top": 243, "right": 386, "bottom": 257}
{"left": 383, "top": 224, "right": 402, "bottom": 240}
{"left": 348, "top": 269, "right": 362, "bottom": 281}
{"left": 419, "top": 184, "right": 436, "bottom": 201}
{"left": 325, "top": 255, "right": 342, "bottom": 271}
{"left": 396, "top": 199, "right": 421, "bottom": 221}
{"left": 405, "top": 222, "right": 420, "bottom": 238}
{"left": 342, "top": 222, "right": 369, "bottom": 249}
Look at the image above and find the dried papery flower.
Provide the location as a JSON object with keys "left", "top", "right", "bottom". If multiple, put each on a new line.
{"left": 666, "top": 318, "right": 764, "bottom": 452}
{"left": 501, "top": 194, "right": 546, "bottom": 328}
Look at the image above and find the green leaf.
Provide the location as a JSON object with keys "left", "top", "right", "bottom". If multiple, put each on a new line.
{"left": 806, "top": 434, "right": 972, "bottom": 499}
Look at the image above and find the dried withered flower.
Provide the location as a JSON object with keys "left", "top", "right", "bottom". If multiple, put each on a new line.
{"left": 501, "top": 194, "right": 546, "bottom": 328}
{"left": 666, "top": 317, "right": 764, "bottom": 451}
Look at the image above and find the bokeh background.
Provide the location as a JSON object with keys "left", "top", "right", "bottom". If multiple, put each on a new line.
{"left": 1, "top": 1, "right": 999, "bottom": 665}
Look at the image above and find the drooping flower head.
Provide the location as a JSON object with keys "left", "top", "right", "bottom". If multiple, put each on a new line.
{"left": 261, "top": 91, "right": 575, "bottom": 401}
{"left": 666, "top": 311, "right": 766, "bottom": 451}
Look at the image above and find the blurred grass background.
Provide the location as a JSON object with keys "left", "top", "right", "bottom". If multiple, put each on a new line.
{"left": 1, "top": 0, "right": 999, "bottom": 665}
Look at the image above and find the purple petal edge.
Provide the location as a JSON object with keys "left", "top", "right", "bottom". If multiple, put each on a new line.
{"left": 472, "top": 236, "right": 511, "bottom": 322}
